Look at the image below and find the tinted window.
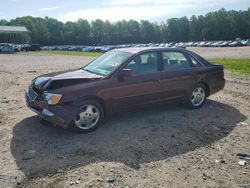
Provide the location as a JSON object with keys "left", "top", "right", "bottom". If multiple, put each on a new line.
{"left": 126, "top": 52, "right": 158, "bottom": 75}
{"left": 163, "top": 52, "right": 190, "bottom": 71}
{"left": 190, "top": 56, "right": 203, "bottom": 67}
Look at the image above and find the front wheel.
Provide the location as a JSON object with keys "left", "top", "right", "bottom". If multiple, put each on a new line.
{"left": 187, "top": 84, "right": 207, "bottom": 109}
{"left": 70, "top": 100, "right": 104, "bottom": 133}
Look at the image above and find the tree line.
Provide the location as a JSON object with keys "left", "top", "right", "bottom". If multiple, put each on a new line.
{"left": 0, "top": 7, "right": 249, "bottom": 45}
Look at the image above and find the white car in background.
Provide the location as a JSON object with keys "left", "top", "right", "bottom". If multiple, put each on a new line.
{"left": 242, "top": 39, "right": 250, "bottom": 46}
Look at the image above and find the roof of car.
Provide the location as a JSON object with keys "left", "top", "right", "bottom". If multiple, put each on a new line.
{"left": 114, "top": 47, "right": 186, "bottom": 54}
{"left": 113, "top": 47, "right": 211, "bottom": 66}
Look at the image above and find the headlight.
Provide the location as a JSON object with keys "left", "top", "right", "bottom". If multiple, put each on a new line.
{"left": 43, "top": 92, "right": 62, "bottom": 105}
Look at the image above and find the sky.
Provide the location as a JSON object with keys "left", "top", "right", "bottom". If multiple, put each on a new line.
{"left": 0, "top": 0, "right": 249, "bottom": 22}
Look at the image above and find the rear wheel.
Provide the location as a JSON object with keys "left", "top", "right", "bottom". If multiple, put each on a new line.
{"left": 70, "top": 100, "right": 104, "bottom": 133}
{"left": 187, "top": 84, "right": 207, "bottom": 109}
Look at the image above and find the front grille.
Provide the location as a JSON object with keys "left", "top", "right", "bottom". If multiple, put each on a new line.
{"left": 31, "top": 82, "right": 42, "bottom": 94}
{"left": 27, "top": 87, "right": 38, "bottom": 101}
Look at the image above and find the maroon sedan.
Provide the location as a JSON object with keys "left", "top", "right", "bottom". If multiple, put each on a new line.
{"left": 25, "top": 47, "right": 225, "bottom": 133}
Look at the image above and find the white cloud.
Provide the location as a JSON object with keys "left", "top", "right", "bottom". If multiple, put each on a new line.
{"left": 58, "top": 0, "right": 247, "bottom": 22}
{"left": 30, "top": 15, "right": 39, "bottom": 17}
{"left": 58, "top": 4, "right": 193, "bottom": 22}
{"left": 37, "top": 6, "right": 60, "bottom": 12}
{"left": 103, "top": 0, "right": 171, "bottom": 6}
{"left": 0, "top": 15, "right": 6, "bottom": 19}
{"left": 103, "top": 0, "right": 237, "bottom": 7}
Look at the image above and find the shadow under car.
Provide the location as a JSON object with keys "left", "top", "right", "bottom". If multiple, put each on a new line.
{"left": 11, "top": 100, "right": 246, "bottom": 179}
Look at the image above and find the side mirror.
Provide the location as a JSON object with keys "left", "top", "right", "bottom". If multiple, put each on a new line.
{"left": 118, "top": 68, "right": 133, "bottom": 80}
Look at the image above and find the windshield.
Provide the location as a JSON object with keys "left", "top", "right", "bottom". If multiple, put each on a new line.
{"left": 83, "top": 51, "right": 131, "bottom": 76}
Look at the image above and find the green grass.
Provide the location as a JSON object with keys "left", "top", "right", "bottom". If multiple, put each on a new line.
{"left": 39, "top": 50, "right": 102, "bottom": 57}
{"left": 209, "top": 59, "right": 250, "bottom": 75}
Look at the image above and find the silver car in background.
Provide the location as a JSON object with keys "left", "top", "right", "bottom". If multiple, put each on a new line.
{"left": 0, "top": 43, "right": 15, "bottom": 53}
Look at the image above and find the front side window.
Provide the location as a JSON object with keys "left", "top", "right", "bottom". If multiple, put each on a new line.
{"left": 163, "top": 51, "right": 190, "bottom": 71}
{"left": 84, "top": 51, "right": 131, "bottom": 76}
{"left": 126, "top": 52, "right": 158, "bottom": 75}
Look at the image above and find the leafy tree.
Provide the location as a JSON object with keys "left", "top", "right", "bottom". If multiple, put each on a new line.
{"left": 44, "top": 17, "right": 64, "bottom": 45}
{"left": 91, "top": 19, "right": 105, "bottom": 45}
{"left": 128, "top": 20, "right": 141, "bottom": 43}
{"left": 9, "top": 16, "right": 50, "bottom": 44}
{"left": 75, "top": 19, "right": 91, "bottom": 45}
{"left": 0, "top": 7, "right": 249, "bottom": 45}
{"left": 140, "top": 20, "right": 156, "bottom": 43}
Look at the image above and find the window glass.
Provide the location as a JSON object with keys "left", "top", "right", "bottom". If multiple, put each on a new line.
{"left": 126, "top": 52, "right": 158, "bottom": 75}
{"left": 163, "top": 52, "right": 190, "bottom": 71}
{"left": 190, "top": 56, "right": 202, "bottom": 67}
{"left": 83, "top": 51, "right": 131, "bottom": 75}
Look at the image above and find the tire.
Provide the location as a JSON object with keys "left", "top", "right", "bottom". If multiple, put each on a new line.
{"left": 69, "top": 99, "right": 104, "bottom": 133}
{"left": 186, "top": 83, "right": 207, "bottom": 109}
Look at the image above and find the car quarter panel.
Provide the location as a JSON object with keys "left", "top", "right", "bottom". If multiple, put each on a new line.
{"left": 202, "top": 66, "right": 225, "bottom": 95}
{"left": 161, "top": 69, "right": 196, "bottom": 100}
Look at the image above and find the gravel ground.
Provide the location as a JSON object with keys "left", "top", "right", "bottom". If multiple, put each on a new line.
{"left": 187, "top": 46, "right": 250, "bottom": 59}
{"left": 0, "top": 49, "right": 250, "bottom": 188}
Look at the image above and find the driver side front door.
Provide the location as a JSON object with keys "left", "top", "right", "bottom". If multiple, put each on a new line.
{"left": 102, "top": 52, "right": 163, "bottom": 111}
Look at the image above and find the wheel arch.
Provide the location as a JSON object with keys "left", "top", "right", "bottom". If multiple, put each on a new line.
{"left": 73, "top": 95, "right": 107, "bottom": 115}
{"left": 197, "top": 81, "right": 210, "bottom": 97}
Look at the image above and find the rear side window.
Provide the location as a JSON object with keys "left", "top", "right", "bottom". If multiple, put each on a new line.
{"left": 190, "top": 56, "right": 203, "bottom": 67}
{"left": 163, "top": 52, "right": 190, "bottom": 71}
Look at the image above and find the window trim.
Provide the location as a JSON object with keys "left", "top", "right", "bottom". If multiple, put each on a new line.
{"left": 161, "top": 50, "right": 192, "bottom": 72}
{"left": 111, "top": 49, "right": 205, "bottom": 79}
{"left": 188, "top": 51, "right": 207, "bottom": 67}
{"left": 123, "top": 51, "right": 161, "bottom": 76}
{"left": 188, "top": 54, "right": 204, "bottom": 68}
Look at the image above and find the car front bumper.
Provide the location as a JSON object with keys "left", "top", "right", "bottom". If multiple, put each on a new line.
{"left": 25, "top": 98, "right": 68, "bottom": 128}
{"left": 25, "top": 89, "right": 79, "bottom": 129}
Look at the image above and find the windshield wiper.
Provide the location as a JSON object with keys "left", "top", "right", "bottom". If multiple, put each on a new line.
{"left": 83, "top": 68, "right": 94, "bottom": 73}
{"left": 83, "top": 68, "right": 105, "bottom": 76}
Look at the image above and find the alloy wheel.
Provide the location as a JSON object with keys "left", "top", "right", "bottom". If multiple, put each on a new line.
{"left": 74, "top": 104, "right": 100, "bottom": 130}
{"left": 191, "top": 87, "right": 206, "bottom": 107}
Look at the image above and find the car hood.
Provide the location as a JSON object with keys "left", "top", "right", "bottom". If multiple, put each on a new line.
{"left": 32, "top": 69, "right": 103, "bottom": 90}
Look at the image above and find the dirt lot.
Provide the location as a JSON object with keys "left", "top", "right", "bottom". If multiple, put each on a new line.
{"left": 0, "top": 48, "right": 250, "bottom": 188}
{"left": 187, "top": 46, "right": 250, "bottom": 59}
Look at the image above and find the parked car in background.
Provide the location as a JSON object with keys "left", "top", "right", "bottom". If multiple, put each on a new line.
{"left": 228, "top": 41, "right": 243, "bottom": 47}
{"left": 241, "top": 39, "right": 250, "bottom": 46}
{"left": 30, "top": 44, "right": 41, "bottom": 51}
{"left": 211, "top": 41, "right": 223, "bottom": 47}
{"left": 19, "top": 43, "right": 41, "bottom": 51}
{"left": 81, "top": 46, "right": 93, "bottom": 52}
{"left": 0, "top": 43, "right": 15, "bottom": 53}
{"left": 21, "top": 44, "right": 31, "bottom": 51}
{"left": 174, "top": 42, "right": 186, "bottom": 49}
{"left": 203, "top": 42, "right": 212, "bottom": 47}
{"left": 25, "top": 47, "right": 225, "bottom": 133}
{"left": 2, "top": 38, "right": 250, "bottom": 55}
{"left": 197, "top": 42, "right": 206, "bottom": 47}
{"left": 218, "top": 41, "right": 232, "bottom": 47}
